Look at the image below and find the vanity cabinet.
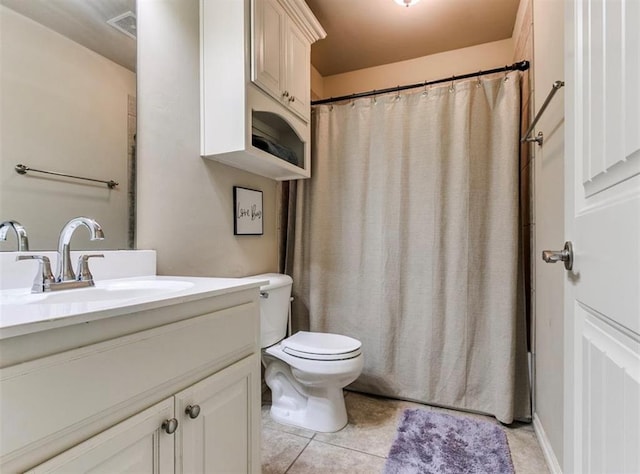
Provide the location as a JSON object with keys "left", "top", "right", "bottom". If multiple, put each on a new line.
{"left": 199, "top": 0, "right": 325, "bottom": 181}
{"left": 253, "top": 0, "right": 310, "bottom": 122}
{"left": 0, "top": 288, "right": 262, "bottom": 473}
{"left": 26, "top": 357, "right": 254, "bottom": 473}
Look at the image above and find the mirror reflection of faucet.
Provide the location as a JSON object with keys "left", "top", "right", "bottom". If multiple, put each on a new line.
{"left": 16, "top": 217, "right": 105, "bottom": 293}
{"left": 0, "top": 220, "right": 29, "bottom": 251}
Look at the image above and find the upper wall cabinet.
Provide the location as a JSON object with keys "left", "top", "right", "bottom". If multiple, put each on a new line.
{"left": 200, "top": 0, "right": 325, "bottom": 181}
{"left": 253, "top": 0, "right": 310, "bottom": 122}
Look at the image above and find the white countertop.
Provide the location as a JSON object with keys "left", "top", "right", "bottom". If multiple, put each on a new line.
{"left": 0, "top": 275, "right": 266, "bottom": 340}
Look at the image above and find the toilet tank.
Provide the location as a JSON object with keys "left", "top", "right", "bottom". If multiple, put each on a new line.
{"left": 245, "top": 273, "right": 293, "bottom": 348}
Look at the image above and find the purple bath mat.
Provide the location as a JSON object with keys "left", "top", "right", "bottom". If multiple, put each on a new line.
{"left": 384, "top": 409, "right": 515, "bottom": 474}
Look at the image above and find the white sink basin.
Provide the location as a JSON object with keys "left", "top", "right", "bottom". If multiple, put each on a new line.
{"left": 2, "top": 279, "right": 195, "bottom": 305}
{"left": 45, "top": 279, "right": 194, "bottom": 304}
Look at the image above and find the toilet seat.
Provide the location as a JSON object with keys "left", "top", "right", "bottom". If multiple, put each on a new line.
{"left": 281, "top": 331, "right": 362, "bottom": 361}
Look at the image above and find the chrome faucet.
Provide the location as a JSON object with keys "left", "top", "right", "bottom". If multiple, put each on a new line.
{"left": 16, "top": 217, "right": 105, "bottom": 293}
{"left": 56, "top": 217, "right": 104, "bottom": 282}
{"left": 0, "top": 220, "right": 29, "bottom": 251}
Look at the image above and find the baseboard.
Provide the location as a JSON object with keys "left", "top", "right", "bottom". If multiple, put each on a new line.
{"left": 533, "top": 413, "right": 563, "bottom": 474}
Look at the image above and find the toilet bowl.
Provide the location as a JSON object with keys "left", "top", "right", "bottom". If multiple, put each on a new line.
{"left": 246, "top": 273, "right": 364, "bottom": 432}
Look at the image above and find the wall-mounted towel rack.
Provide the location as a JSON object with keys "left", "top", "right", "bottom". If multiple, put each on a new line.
{"left": 521, "top": 80, "right": 565, "bottom": 146}
{"left": 15, "top": 164, "right": 119, "bottom": 189}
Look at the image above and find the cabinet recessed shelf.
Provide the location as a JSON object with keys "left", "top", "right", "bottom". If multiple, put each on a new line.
{"left": 252, "top": 111, "right": 303, "bottom": 168}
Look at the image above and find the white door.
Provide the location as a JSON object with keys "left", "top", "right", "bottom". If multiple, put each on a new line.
{"left": 25, "top": 399, "right": 175, "bottom": 473}
{"left": 175, "top": 355, "right": 260, "bottom": 474}
{"left": 564, "top": 0, "right": 640, "bottom": 473}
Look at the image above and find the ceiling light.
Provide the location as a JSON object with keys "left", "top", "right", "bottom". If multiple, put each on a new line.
{"left": 394, "top": 0, "right": 421, "bottom": 7}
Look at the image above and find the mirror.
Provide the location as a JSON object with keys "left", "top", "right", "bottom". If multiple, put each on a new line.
{"left": 0, "top": 0, "right": 136, "bottom": 251}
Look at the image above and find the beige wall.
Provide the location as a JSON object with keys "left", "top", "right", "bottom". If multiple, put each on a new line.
{"left": 319, "top": 38, "right": 514, "bottom": 99}
{"left": 310, "top": 65, "right": 324, "bottom": 101}
{"left": 532, "top": 0, "right": 565, "bottom": 469}
{"left": 136, "top": 0, "right": 278, "bottom": 277}
{"left": 0, "top": 6, "right": 135, "bottom": 251}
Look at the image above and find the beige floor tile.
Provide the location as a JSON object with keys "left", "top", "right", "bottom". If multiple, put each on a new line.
{"left": 287, "top": 440, "right": 387, "bottom": 474}
{"left": 261, "top": 404, "right": 317, "bottom": 439}
{"left": 506, "top": 424, "right": 550, "bottom": 474}
{"left": 313, "top": 391, "right": 406, "bottom": 458}
{"left": 261, "top": 427, "right": 311, "bottom": 474}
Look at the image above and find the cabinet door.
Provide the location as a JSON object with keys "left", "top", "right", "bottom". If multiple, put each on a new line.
{"left": 285, "top": 20, "right": 310, "bottom": 121}
{"left": 252, "top": 0, "right": 285, "bottom": 101}
{"left": 25, "top": 399, "right": 175, "bottom": 473}
{"left": 176, "top": 355, "right": 260, "bottom": 474}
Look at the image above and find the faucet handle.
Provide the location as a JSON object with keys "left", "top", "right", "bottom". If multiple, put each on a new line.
{"left": 16, "top": 255, "right": 55, "bottom": 293}
{"left": 76, "top": 254, "right": 104, "bottom": 283}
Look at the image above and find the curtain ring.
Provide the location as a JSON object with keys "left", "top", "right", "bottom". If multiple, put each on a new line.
{"left": 449, "top": 76, "right": 455, "bottom": 93}
{"left": 422, "top": 81, "right": 428, "bottom": 97}
{"left": 395, "top": 85, "right": 401, "bottom": 101}
{"left": 329, "top": 104, "right": 334, "bottom": 111}
{"left": 476, "top": 73, "right": 482, "bottom": 88}
{"left": 504, "top": 67, "right": 510, "bottom": 82}
{"left": 372, "top": 90, "right": 377, "bottom": 105}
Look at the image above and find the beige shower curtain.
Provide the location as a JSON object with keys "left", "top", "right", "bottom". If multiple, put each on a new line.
{"left": 289, "top": 72, "right": 531, "bottom": 423}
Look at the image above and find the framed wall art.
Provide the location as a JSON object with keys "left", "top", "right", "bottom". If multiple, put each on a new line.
{"left": 233, "top": 186, "right": 263, "bottom": 235}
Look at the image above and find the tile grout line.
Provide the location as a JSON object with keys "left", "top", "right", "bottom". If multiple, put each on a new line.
{"left": 283, "top": 436, "right": 314, "bottom": 474}
{"left": 309, "top": 438, "right": 389, "bottom": 460}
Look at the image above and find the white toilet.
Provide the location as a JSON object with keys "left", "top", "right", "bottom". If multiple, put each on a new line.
{"left": 248, "top": 273, "right": 363, "bottom": 433}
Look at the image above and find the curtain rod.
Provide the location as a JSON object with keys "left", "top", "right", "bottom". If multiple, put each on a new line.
{"left": 311, "top": 60, "right": 530, "bottom": 106}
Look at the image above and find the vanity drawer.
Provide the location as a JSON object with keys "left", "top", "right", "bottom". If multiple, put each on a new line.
{"left": 0, "top": 300, "right": 258, "bottom": 464}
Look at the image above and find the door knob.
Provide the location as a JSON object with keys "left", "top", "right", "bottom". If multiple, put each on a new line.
{"left": 542, "top": 241, "right": 573, "bottom": 270}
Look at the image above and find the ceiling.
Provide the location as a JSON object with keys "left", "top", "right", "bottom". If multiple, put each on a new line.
{"left": 1, "top": 0, "right": 136, "bottom": 72}
{"left": 306, "top": 0, "right": 520, "bottom": 77}
{"left": 2, "top": 0, "right": 519, "bottom": 79}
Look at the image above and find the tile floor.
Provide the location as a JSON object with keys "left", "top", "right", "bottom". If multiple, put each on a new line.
{"left": 262, "top": 390, "right": 550, "bottom": 474}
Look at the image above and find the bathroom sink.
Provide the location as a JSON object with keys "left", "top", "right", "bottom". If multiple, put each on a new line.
{"left": 41, "top": 279, "right": 194, "bottom": 304}
{"left": 2, "top": 279, "right": 194, "bottom": 305}
{"left": 0, "top": 275, "right": 266, "bottom": 339}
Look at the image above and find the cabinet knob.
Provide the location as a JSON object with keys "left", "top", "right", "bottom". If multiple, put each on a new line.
{"left": 161, "top": 418, "right": 179, "bottom": 434}
{"left": 289, "top": 96, "right": 296, "bottom": 103}
{"left": 282, "top": 91, "right": 290, "bottom": 98}
{"left": 185, "top": 404, "right": 201, "bottom": 419}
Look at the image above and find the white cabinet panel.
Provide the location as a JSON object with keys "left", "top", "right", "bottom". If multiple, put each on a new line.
{"left": 177, "top": 356, "right": 259, "bottom": 474}
{"left": 253, "top": 0, "right": 285, "bottom": 101}
{"left": 285, "top": 21, "right": 310, "bottom": 120}
{"left": 25, "top": 399, "right": 174, "bottom": 474}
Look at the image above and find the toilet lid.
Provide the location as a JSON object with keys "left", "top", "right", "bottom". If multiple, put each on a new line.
{"left": 282, "top": 331, "right": 362, "bottom": 361}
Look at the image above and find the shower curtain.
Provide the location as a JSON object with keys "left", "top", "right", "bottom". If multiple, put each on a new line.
{"left": 287, "top": 72, "right": 531, "bottom": 423}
